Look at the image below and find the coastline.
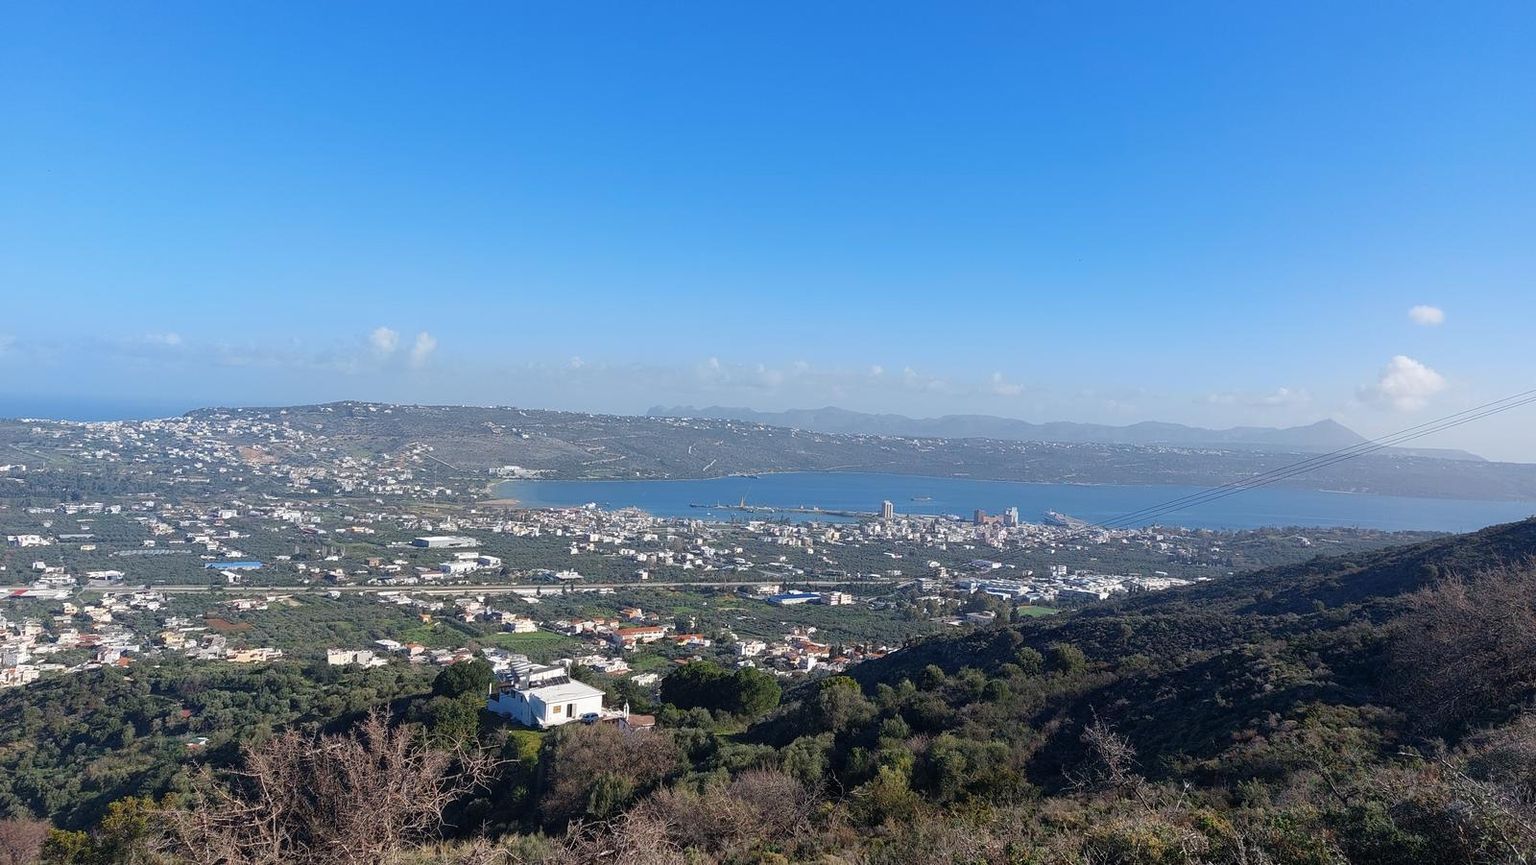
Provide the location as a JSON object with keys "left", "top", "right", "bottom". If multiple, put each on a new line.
{"left": 481, "top": 471, "right": 1536, "bottom": 533}
{"left": 489, "top": 468, "right": 1536, "bottom": 504}
{"left": 478, "top": 479, "right": 520, "bottom": 506}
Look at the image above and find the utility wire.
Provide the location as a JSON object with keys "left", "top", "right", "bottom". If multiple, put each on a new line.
{"left": 1087, "top": 390, "right": 1536, "bottom": 528}
{"left": 1091, "top": 387, "right": 1536, "bottom": 529}
{"left": 1062, "top": 388, "right": 1536, "bottom": 536}
{"left": 1090, "top": 392, "right": 1536, "bottom": 531}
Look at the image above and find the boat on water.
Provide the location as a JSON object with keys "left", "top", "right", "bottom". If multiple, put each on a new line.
{"left": 1043, "top": 510, "right": 1087, "bottom": 527}
{"left": 910, "top": 495, "right": 933, "bottom": 502}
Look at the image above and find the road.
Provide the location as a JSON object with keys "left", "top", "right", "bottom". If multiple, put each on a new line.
{"left": 93, "top": 578, "right": 893, "bottom": 596}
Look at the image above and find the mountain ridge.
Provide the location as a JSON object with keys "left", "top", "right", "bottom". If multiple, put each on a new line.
{"left": 649, "top": 404, "right": 1486, "bottom": 461}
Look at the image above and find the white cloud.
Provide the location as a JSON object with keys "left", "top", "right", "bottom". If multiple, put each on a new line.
{"left": 694, "top": 356, "right": 726, "bottom": 385}
{"left": 1206, "top": 386, "right": 1312, "bottom": 407}
{"left": 900, "top": 366, "right": 952, "bottom": 394}
{"left": 1361, "top": 355, "right": 1446, "bottom": 410}
{"left": 988, "top": 371, "right": 1025, "bottom": 397}
{"left": 1408, "top": 305, "right": 1445, "bottom": 326}
{"left": 370, "top": 326, "right": 400, "bottom": 355}
{"left": 0, "top": 335, "right": 13, "bottom": 354}
{"left": 409, "top": 332, "right": 438, "bottom": 368}
{"left": 143, "top": 332, "right": 183, "bottom": 347}
{"left": 869, "top": 365, "right": 884, "bottom": 377}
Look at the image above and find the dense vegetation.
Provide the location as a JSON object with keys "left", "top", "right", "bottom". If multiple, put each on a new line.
{"left": 0, "top": 662, "right": 433, "bottom": 829}
{"left": 7, "top": 518, "right": 1536, "bottom": 863}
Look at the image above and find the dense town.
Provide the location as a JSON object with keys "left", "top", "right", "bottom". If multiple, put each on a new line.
{"left": 1, "top": 409, "right": 1435, "bottom": 723}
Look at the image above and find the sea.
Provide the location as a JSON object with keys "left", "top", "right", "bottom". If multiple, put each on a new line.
{"left": 496, "top": 471, "right": 1536, "bottom": 532}
{"left": 0, "top": 395, "right": 201, "bottom": 421}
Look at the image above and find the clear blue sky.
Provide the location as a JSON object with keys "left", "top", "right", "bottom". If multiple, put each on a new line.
{"left": 3, "top": 3, "right": 1534, "bottom": 458}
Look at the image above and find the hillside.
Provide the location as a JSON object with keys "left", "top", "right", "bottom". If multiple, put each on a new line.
{"left": 150, "top": 401, "right": 1536, "bottom": 500}
{"left": 7, "top": 520, "right": 1536, "bottom": 863}
{"left": 830, "top": 517, "right": 1536, "bottom": 788}
{"left": 650, "top": 405, "right": 1487, "bottom": 461}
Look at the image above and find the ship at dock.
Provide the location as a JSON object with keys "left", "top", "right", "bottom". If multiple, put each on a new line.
{"left": 688, "top": 496, "right": 873, "bottom": 519}
{"left": 1043, "top": 510, "right": 1088, "bottom": 528}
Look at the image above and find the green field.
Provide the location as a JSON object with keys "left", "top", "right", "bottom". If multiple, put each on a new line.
{"left": 398, "top": 623, "right": 469, "bottom": 648}
{"left": 481, "top": 629, "right": 583, "bottom": 658}
{"left": 1015, "top": 605, "right": 1061, "bottom": 617}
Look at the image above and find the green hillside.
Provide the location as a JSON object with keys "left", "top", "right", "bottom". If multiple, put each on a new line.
{"left": 10, "top": 519, "right": 1536, "bottom": 864}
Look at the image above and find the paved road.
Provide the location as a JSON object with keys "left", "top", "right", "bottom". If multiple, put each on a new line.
{"left": 94, "top": 578, "right": 893, "bottom": 596}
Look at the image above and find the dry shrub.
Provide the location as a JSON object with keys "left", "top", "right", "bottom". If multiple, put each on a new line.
{"left": 629, "top": 769, "right": 816, "bottom": 857}
{"left": 545, "top": 811, "right": 692, "bottom": 865}
{"left": 539, "top": 769, "right": 818, "bottom": 864}
{"left": 163, "top": 711, "right": 497, "bottom": 865}
{"left": 1391, "top": 564, "right": 1536, "bottom": 733}
{"left": 539, "top": 724, "right": 680, "bottom": 826}
{"left": 0, "top": 820, "right": 49, "bottom": 865}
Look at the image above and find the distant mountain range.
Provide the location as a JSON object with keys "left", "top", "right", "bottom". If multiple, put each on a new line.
{"left": 648, "top": 405, "right": 1485, "bottom": 462}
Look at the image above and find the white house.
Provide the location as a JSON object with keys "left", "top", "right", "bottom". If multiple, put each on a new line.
{"left": 488, "top": 677, "right": 605, "bottom": 729}
{"left": 502, "top": 616, "right": 538, "bottom": 633}
{"left": 486, "top": 657, "right": 605, "bottom": 729}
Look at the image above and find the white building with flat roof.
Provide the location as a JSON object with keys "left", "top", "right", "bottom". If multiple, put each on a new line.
{"left": 488, "top": 675, "right": 605, "bottom": 729}
{"left": 485, "top": 656, "right": 606, "bottom": 728}
{"left": 412, "top": 535, "right": 480, "bottom": 549}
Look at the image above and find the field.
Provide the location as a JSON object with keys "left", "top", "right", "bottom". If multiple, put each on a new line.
{"left": 481, "top": 630, "right": 583, "bottom": 656}
{"left": 1014, "top": 605, "right": 1061, "bottom": 617}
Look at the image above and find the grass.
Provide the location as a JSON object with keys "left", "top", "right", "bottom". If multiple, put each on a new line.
{"left": 482, "top": 630, "right": 573, "bottom": 647}
{"left": 399, "top": 623, "right": 467, "bottom": 648}
{"left": 1016, "top": 606, "right": 1061, "bottom": 618}
{"left": 481, "top": 630, "right": 583, "bottom": 659}
{"left": 627, "top": 652, "right": 677, "bottom": 673}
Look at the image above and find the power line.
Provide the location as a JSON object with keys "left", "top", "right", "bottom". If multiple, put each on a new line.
{"left": 1092, "top": 393, "right": 1536, "bottom": 531}
{"left": 1092, "top": 387, "right": 1536, "bottom": 529}
{"left": 1092, "top": 394, "right": 1536, "bottom": 531}
{"left": 1065, "top": 388, "right": 1536, "bottom": 536}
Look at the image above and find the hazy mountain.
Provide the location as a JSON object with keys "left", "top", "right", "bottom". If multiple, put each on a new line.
{"left": 648, "top": 405, "right": 1486, "bottom": 461}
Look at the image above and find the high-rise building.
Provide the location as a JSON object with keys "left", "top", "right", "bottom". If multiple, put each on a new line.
{"left": 880, "top": 500, "right": 895, "bottom": 520}
{"left": 1004, "top": 506, "right": 1020, "bottom": 527}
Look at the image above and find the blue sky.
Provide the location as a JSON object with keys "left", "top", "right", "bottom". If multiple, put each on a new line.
{"left": 3, "top": 3, "right": 1535, "bottom": 458}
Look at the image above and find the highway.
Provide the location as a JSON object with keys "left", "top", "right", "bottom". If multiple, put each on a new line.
{"left": 92, "top": 578, "right": 892, "bottom": 596}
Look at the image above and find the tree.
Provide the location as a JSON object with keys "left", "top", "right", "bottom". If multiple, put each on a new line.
{"left": 37, "top": 831, "right": 89, "bottom": 865}
{"left": 806, "top": 676, "right": 875, "bottom": 734}
{"left": 730, "top": 667, "right": 782, "bottom": 718}
{"left": 660, "top": 661, "right": 727, "bottom": 711}
{"left": 1013, "top": 646, "right": 1044, "bottom": 676}
{"left": 417, "top": 695, "right": 483, "bottom": 747}
{"left": 1047, "top": 642, "right": 1088, "bottom": 675}
{"left": 90, "top": 798, "right": 165, "bottom": 865}
{"left": 850, "top": 767, "right": 919, "bottom": 826}
{"left": 659, "top": 662, "right": 781, "bottom": 718}
{"left": 432, "top": 659, "right": 494, "bottom": 699}
{"left": 583, "top": 773, "right": 635, "bottom": 821}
